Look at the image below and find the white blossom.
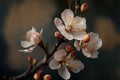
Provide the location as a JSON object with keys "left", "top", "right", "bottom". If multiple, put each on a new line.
{"left": 49, "top": 49, "right": 84, "bottom": 80}
{"left": 19, "top": 27, "right": 43, "bottom": 53}
{"left": 74, "top": 32, "right": 102, "bottom": 58}
{"left": 54, "top": 9, "right": 87, "bottom": 40}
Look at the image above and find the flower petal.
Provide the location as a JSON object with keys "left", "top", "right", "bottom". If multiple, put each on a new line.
{"left": 58, "top": 65, "right": 70, "bottom": 80}
{"left": 40, "top": 28, "right": 43, "bottom": 34}
{"left": 73, "top": 17, "right": 86, "bottom": 30}
{"left": 49, "top": 59, "right": 61, "bottom": 70}
{"left": 26, "top": 30, "right": 32, "bottom": 40}
{"left": 91, "top": 51, "right": 99, "bottom": 58}
{"left": 71, "top": 60, "right": 84, "bottom": 73}
{"left": 54, "top": 18, "right": 73, "bottom": 40}
{"left": 63, "top": 32, "right": 73, "bottom": 40}
{"left": 96, "top": 39, "right": 102, "bottom": 49}
{"left": 82, "top": 48, "right": 91, "bottom": 58}
{"left": 32, "top": 27, "right": 37, "bottom": 33}
{"left": 54, "top": 49, "right": 67, "bottom": 61}
{"left": 74, "top": 41, "right": 81, "bottom": 51}
{"left": 61, "top": 9, "right": 74, "bottom": 26}
{"left": 21, "top": 40, "right": 32, "bottom": 48}
{"left": 72, "top": 31, "right": 86, "bottom": 40}
{"left": 19, "top": 46, "right": 36, "bottom": 53}
{"left": 82, "top": 48, "right": 99, "bottom": 58}
{"left": 54, "top": 18, "right": 65, "bottom": 32}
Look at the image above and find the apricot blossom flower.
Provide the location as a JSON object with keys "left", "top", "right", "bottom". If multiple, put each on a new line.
{"left": 19, "top": 27, "right": 43, "bottom": 53}
{"left": 54, "top": 9, "right": 86, "bottom": 40}
{"left": 74, "top": 32, "right": 102, "bottom": 58}
{"left": 49, "top": 49, "right": 84, "bottom": 80}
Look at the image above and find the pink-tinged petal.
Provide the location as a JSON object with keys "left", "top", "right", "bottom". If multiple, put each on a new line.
{"left": 40, "top": 28, "right": 43, "bottom": 35}
{"left": 96, "top": 39, "right": 102, "bottom": 49}
{"left": 89, "top": 32, "right": 99, "bottom": 43}
{"left": 26, "top": 30, "right": 32, "bottom": 40}
{"left": 21, "top": 40, "right": 32, "bottom": 48}
{"left": 63, "top": 32, "right": 73, "bottom": 40}
{"left": 32, "top": 27, "right": 37, "bottom": 33}
{"left": 82, "top": 48, "right": 91, "bottom": 58}
{"left": 49, "top": 59, "right": 61, "bottom": 70}
{"left": 19, "top": 46, "right": 36, "bottom": 53}
{"left": 90, "top": 51, "right": 99, "bottom": 58}
{"left": 61, "top": 9, "right": 74, "bottom": 26}
{"left": 72, "top": 31, "right": 86, "bottom": 40}
{"left": 74, "top": 41, "right": 81, "bottom": 51}
{"left": 73, "top": 17, "right": 86, "bottom": 30}
{"left": 58, "top": 65, "right": 70, "bottom": 80}
{"left": 54, "top": 49, "right": 67, "bottom": 61}
{"left": 54, "top": 18, "right": 65, "bottom": 32}
{"left": 71, "top": 60, "right": 84, "bottom": 73}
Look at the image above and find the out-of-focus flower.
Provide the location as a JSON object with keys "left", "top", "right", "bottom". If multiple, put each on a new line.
{"left": 49, "top": 49, "right": 84, "bottom": 80}
{"left": 54, "top": 9, "right": 86, "bottom": 40}
{"left": 19, "top": 27, "right": 43, "bottom": 53}
{"left": 74, "top": 32, "right": 102, "bottom": 58}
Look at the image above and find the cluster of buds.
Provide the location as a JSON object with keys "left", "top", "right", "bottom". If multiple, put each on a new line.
{"left": 34, "top": 70, "right": 43, "bottom": 80}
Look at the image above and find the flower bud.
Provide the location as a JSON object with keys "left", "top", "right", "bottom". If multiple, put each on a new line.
{"left": 66, "top": 45, "right": 73, "bottom": 53}
{"left": 70, "top": 50, "right": 75, "bottom": 56}
{"left": 33, "top": 58, "right": 37, "bottom": 65}
{"left": 54, "top": 31, "right": 61, "bottom": 39}
{"left": 38, "top": 70, "right": 43, "bottom": 76}
{"left": 83, "top": 34, "right": 90, "bottom": 43}
{"left": 28, "top": 56, "right": 32, "bottom": 64}
{"left": 34, "top": 73, "right": 40, "bottom": 80}
{"left": 43, "top": 74, "right": 52, "bottom": 80}
{"left": 81, "top": 3, "right": 88, "bottom": 13}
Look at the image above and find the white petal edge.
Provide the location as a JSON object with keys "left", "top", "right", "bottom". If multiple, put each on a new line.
{"left": 96, "top": 38, "right": 102, "bottom": 49}
{"left": 73, "top": 31, "right": 86, "bottom": 40}
{"left": 61, "top": 9, "right": 74, "bottom": 26}
{"left": 21, "top": 40, "right": 32, "bottom": 48}
{"left": 49, "top": 59, "right": 61, "bottom": 70}
{"left": 19, "top": 46, "right": 36, "bottom": 53}
{"left": 58, "top": 65, "right": 70, "bottom": 80}
{"left": 73, "top": 17, "right": 86, "bottom": 29}
{"left": 91, "top": 51, "right": 99, "bottom": 59}
{"left": 82, "top": 48, "right": 91, "bottom": 58}
{"left": 40, "top": 28, "right": 43, "bottom": 34}
{"left": 74, "top": 41, "right": 81, "bottom": 51}
{"left": 54, "top": 49, "right": 67, "bottom": 61}
{"left": 71, "top": 60, "right": 84, "bottom": 73}
{"left": 32, "top": 27, "right": 37, "bottom": 33}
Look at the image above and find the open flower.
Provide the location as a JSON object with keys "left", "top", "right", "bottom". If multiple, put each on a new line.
{"left": 74, "top": 32, "right": 102, "bottom": 58}
{"left": 49, "top": 49, "right": 84, "bottom": 80}
{"left": 54, "top": 9, "right": 86, "bottom": 40}
{"left": 19, "top": 27, "right": 43, "bottom": 53}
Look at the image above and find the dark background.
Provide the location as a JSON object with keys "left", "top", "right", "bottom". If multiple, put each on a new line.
{"left": 0, "top": 0, "right": 120, "bottom": 80}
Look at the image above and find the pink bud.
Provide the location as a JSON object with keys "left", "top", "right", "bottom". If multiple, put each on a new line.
{"left": 81, "top": 3, "right": 88, "bottom": 13}
{"left": 66, "top": 45, "right": 73, "bottom": 53}
{"left": 83, "top": 34, "right": 90, "bottom": 43}
{"left": 43, "top": 74, "right": 52, "bottom": 80}
{"left": 54, "top": 31, "right": 61, "bottom": 39}
{"left": 28, "top": 56, "right": 32, "bottom": 64}
{"left": 34, "top": 73, "right": 40, "bottom": 80}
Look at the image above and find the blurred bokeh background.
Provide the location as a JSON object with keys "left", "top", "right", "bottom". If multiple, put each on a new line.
{"left": 0, "top": 0, "right": 120, "bottom": 80}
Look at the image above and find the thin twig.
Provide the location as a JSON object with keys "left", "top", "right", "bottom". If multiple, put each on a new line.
{"left": 3, "top": 38, "right": 67, "bottom": 80}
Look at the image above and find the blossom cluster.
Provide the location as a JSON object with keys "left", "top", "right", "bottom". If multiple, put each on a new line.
{"left": 18, "top": 2, "right": 102, "bottom": 80}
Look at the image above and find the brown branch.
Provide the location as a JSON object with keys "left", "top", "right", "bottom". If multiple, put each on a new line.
{"left": 3, "top": 38, "right": 68, "bottom": 80}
